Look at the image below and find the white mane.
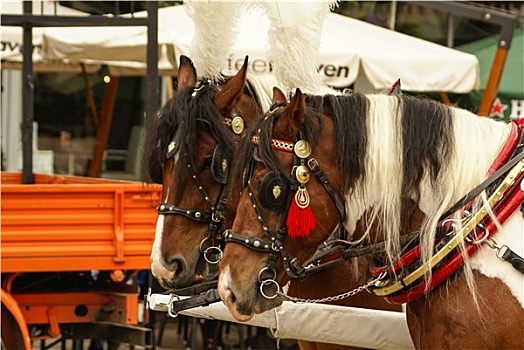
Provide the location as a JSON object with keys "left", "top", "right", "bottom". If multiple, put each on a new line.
{"left": 344, "top": 95, "right": 512, "bottom": 272}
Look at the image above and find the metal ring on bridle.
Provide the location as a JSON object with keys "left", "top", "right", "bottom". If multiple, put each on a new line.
{"left": 259, "top": 279, "right": 280, "bottom": 300}
{"left": 258, "top": 267, "right": 277, "bottom": 283}
{"left": 203, "top": 246, "right": 223, "bottom": 264}
{"left": 168, "top": 294, "right": 180, "bottom": 318}
{"left": 199, "top": 238, "right": 211, "bottom": 253}
{"left": 442, "top": 210, "right": 472, "bottom": 236}
{"left": 465, "top": 223, "right": 489, "bottom": 244}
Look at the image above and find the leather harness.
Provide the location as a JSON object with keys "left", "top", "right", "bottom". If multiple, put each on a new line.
{"left": 224, "top": 103, "right": 524, "bottom": 302}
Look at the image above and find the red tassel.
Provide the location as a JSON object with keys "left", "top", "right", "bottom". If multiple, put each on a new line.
{"left": 286, "top": 192, "right": 316, "bottom": 239}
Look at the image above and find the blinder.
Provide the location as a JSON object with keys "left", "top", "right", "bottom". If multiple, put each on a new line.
{"left": 211, "top": 145, "right": 229, "bottom": 184}
{"left": 258, "top": 171, "right": 290, "bottom": 212}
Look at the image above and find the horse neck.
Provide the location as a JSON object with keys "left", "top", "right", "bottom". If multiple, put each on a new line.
{"left": 417, "top": 110, "right": 511, "bottom": 218}
{"left": 344, "top": 96, "right": 512, "bottom": 261}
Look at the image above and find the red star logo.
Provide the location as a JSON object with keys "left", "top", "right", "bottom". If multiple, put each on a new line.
{"left": 490, "top": 98, "right": 508, "bottom": 118}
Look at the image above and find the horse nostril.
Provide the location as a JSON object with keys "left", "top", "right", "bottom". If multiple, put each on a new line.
{"left": 165, "top": 256, "right": 185, "bottom": 275}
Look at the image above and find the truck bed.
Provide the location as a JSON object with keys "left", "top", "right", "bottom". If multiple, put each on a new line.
{"left": 1, "top": 172, "right": 161, "bottom": 273}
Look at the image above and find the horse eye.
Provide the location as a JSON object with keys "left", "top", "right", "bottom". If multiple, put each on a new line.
{"left": 201, "top": 157, "right": 213, "bottom": 171}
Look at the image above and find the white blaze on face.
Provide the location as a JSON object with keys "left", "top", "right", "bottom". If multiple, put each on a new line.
{"left": 150, "top": 152, "right": 178, "bottom": 281}
{"left": 150, "top": 214, "right": 175, "bottom": 281}
{"left": 218, "top": 265, "right": 232, "bottom": 298}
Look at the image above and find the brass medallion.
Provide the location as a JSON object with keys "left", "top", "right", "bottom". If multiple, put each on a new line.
{"left": 272, "top": 185, "right": 282, "bottom": 199}
{"left": 295, "top": 165, "right": 310, "bottom": 184}
{"left": 294, "top": 140, "right": 312, "bottom": 159}
{"left": 294, "top": 187, "right": 310, "bottom": 209}
{"left": 232, "top": 116, "right": 245, "bottom": 135}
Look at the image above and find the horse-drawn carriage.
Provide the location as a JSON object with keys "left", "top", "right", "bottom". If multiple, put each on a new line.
{"left": 4, "top": 1, "right": 521, "bottom": 349}
{"left": 144, "top": 2, "right": 523, "bottom": 348}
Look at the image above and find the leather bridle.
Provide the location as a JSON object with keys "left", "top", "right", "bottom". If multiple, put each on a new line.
{"left": 223, "top": 104, "right": 348, "bottom": 298}
{"left": 157, "top": 80, "right": 255, "bottom": 265}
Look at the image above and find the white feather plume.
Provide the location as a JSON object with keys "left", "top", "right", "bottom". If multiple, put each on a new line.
{"left": 261, "top": 1, "right": 338, "bottom": 95}
{"left": 185, "top": 0, "right": 338, "bottom": 94}
{"left": 185, "top": 1, "right": 241, "bottom": 81}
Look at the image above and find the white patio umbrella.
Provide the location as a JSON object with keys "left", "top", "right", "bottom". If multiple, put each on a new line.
{"left": 41, "top": 5, "right": 180, "bottom": 76}
{"left": 1, "top": 0, "right": 99, "bottom": 73}
{"left": 41, "top": 4, "right": 480, "bottom": 92}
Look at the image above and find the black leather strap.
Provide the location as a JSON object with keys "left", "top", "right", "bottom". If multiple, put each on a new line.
{"left": 307, "top": 157, "right": 346, "bottom": 222}
{"left": 168, "top": 280, "right": 218, "bottom": 296}
{"left": 171, "top": 288, "right": 221, "bottom": 313}
{"left": 501, "top": 247, "right": 524, "bottom": 274}
{"left": 223, "top": 229, "right": 273, "bottom": 252}
{"left": 440, "top": 148, "right": 524, "bottom": 220}
{"left": 157, "top": 203, "right": 212, "bottom": 223}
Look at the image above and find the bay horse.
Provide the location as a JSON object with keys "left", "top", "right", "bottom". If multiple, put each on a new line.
{"left": 218, "top": 89, "right": 524, "bottom": 348}
{"left": 145, "top": 57, "right": 403, "bottom": 349}
{"left": 146, "top": 54, "right": 268, "bottom": 289}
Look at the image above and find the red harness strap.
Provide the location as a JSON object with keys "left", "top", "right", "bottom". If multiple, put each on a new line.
{"left": 370, "top": 122, "right": 523, "bottom": 304}
{"left": 386, "top": 172, "right": 523, "bottom": 304}
{"left": 487, "top": 122, "right": 520, "bottom": 175}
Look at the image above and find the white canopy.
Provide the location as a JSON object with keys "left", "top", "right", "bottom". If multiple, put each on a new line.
{"left": 1, "top": 0, "right": 99, "bottom": 73}
{"left": 41, "top": 4, "right": 480, "bottom": 92}
{"left": 41, "top": 5, "right": 180, "bottom": 76}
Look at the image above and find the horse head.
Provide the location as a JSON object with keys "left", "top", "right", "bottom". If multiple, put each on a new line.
{"left": 218, "top": 89, "right": 349, "bottom": 321}
{"left": 146, "top": 55, "right": 261, "bottom": 290}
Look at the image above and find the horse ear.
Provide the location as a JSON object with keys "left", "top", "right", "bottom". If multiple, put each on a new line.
{"left": 178, "top": 55, "right": 197, "bottom": 89}
{"left": 214, "top": 56, "right": 249, "bottom": 114}
{"left": 271, "top": 87, "right": 287, "bottom": 105}
{"left": 274, "top": 88, "right": 305, "bottom": 139}
{"left": 287, "top": 88, "right": 306, "bottom": 127}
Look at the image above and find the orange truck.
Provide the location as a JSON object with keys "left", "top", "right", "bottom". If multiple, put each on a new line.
{"left": 1, "top": 172, "right": 161, "bottom": 349}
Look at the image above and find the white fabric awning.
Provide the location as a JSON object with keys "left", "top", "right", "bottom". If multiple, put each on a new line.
{"left": 41, "top": 4, "right": 479, "bottom": 92}
{"left": 1, "top": 0, "right": 100, "bottom": 73}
